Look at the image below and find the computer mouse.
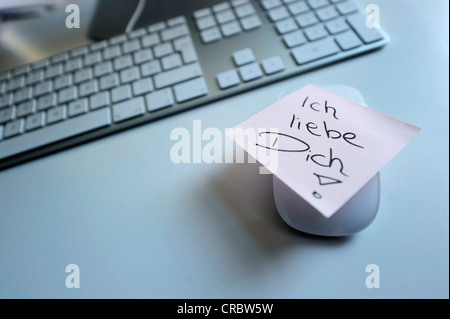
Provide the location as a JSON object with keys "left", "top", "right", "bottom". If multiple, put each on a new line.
{"left": 273, "top": 84, "right": 380, "bottom": 236}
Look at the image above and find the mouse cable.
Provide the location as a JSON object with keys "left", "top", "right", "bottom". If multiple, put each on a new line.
{"left": 125, "top": 0, "right": 147, "bottom": 33}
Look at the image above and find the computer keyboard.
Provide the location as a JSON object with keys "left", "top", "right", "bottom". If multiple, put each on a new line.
{"left": 0, "top": 0, "right": 389, "bottom": 169}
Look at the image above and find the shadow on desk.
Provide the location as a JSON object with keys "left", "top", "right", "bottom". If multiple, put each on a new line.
{"left": 205, "top": 161, "right": 352, "bottom": 262}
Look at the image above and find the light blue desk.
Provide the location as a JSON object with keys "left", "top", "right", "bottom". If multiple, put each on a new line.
{"left": 0, "top": 0, "right": 448, "bottom": 298}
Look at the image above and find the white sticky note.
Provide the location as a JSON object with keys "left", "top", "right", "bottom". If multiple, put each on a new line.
{"left": 226, "top": 85, "right": 421, "bottom": 218}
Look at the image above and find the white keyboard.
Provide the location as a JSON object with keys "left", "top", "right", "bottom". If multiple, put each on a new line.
{"left": 0, "top": 0, "right": 389, "bottom": 169}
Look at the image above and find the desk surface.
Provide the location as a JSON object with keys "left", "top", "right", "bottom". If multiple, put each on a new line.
{"left": 0, "top": 0, "right": 448, "bottom": 298}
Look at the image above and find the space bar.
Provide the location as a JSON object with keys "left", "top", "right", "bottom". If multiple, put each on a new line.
{"left": 0, "top": 108, "right": 112, "bottom": 160}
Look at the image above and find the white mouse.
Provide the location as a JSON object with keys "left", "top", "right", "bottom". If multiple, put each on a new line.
{"left": 273, "top": 85, "right": 380, "bottom": 236}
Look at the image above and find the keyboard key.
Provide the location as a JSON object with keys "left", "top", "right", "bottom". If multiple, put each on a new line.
{"left": 268, "top": 6, "right": 290, "bottom": 22}
{"left": 194, "top": 8, "right": 212, "bottom": 19}
{"left": 90, "top": 40, "right": 108, "bottom": 51}
{"left": 0, "top": 94, "right": 11, "bottom": 109}
{"left": 235, "top": 4, "right": 255, "bottom": 18}
{"left": 141, "top": 60, "right": 162, "bottom": 77}
{"left": 325, "top": 17, "right": 349, "bottom": 34}
{"left": 120, "top": 67, "right": 140, "bottom": 83}
{"left": 174, "top": 78, "right": 208, "bottom": 103}
{"left": 94, "top": 61, "right": 113, "bottom": 77}
{"left": 240, "top": 15, "right": 262, "bottom": 31}
{"left": 100, "top": 73, "right": 120, "bottom": 90}
{"left": 141, "top": 33, "right": 160, "bottom": 47}
{"left": 162, "top": 53, "right": 183, "bottom": 70}
{"left": 336, "top": 1, "right": 358, "bottom": 15}
{"left": 146, "top": 89, "right": 174, "bottom": 112}
{"left": 58, "top": 87, "right": 78, "bottom": 104}
{"left": 109, "top": 34, "right": 127, "bottom": 45}
{"left": 103, "top": 45, "right": 121, "bottom": 60}
{"left": 114, "top": 55, "right": 133, "bottom": 71}
{"left": 161, "top": 24, "right": 190, "bottom": 42}
{"left": 34, "top": 81, "right": 52, "bottom": 97}
{"left": 14, "top": 87, "right": 32, "bottom": 104}
{"left": 307, "top": 0, "right": 329, "bottom": 9}
{"left": 275, "top": 18, "right": 298, "bottom": 34}
{"left": 346, "top": 13, "right": 384, "bottom": 44}
{"left": 217, "top": 70, "right": 240, "bottom": 89}
{"left": 122, "top": 39, "right": 141, "bottom": 54}
{"left": 0, "top": 71, "right": 10, "bottom": 81}
{"left": 51, "top": 52, "right": 69, "bottom": 63}
{"left": 283, "top": 30, "right": 307, "bottom": 48}
{"left": 200, "top": 27, "right": 222, "bottom": 43}
{"left": 261, "top": 0, "right": 282, "bottom": 10}
{"left": 261, "top": 56, "right": 286, "bottom": 75}
{"left": 304, "top": 24, "right": 328, "bottom": 41}
{"left": 335, "top": 30, "right": 362, "bottom": 50}
{"left": 221, "top": 20, "right": 242, "bottom": 37}
{"left": 216, "top": 9, "right": 236, "bottom": 24}
{"left": 69, "top": 98, "right": 89, "bottom": 117}
{"left": 112, "top": 97, "right": 146, "bottom": 122}
{"left": 291, "top": 37, "right": 340, "bottom": 64}
{"left": 54, "top": 74, "right": 73, "bottom": 91}
{"left": 2, "top": 79, "right": 11, "bottom": 93}
{"left": 71, "top": 46, "right": 88, "bottom": 57}
{"left": 37, "top": 93, "right": 57, "bottom": 111}
{"left": 5, "top": 77, "right": 24, "bottom": 92}
{"left": 148, "top": 22, "right": 166, "bottom": 33}
{"left": 196, "top": 15, "right": 217, "bottom": 30}
{"left": 173, "top": 37, "right": 198, "bottom": 64}
{"left": 0, "top": 78, "right": 5, "bottom": 90}
{"left": 79, "top": 79, "right": 99, "bottom": 97}
{"left": 47, "top": 105, "right": 67, "bottom": 124}
{"left": 31, "top": 60, "right": 48, "bottom": 70}
{"left": 25, "top": 112, "right": 45, "bottom": 131}
{"left": 132, "top": 78, "right": 154, "bottom": 96}
{"left": 213, "top": 2, "right": 231, "bottom": 13}
{"left": 84, "top": 51, "right": 102, "bottom": 66}
{"left": 133, "top": 49, "right": 154, "bottom": 64}
{"left": 128, "top": 28, "right": 147, "bottom": 39}
{"left": 45, "top": 64, "right": 63, "bottom": 79}
{"left": 316, "top": 5, "right": 339, "bottom": 21}
{"left": 0, "top": 108, "right": 111, "bottom": 160}
{"left": 154, "top": 63, "right": 203, "bottom": 89}
{"left": 232, "top": 48, "right": 256, "bottom": 66}
{"left": 74, "top": 68, "right": 93, "bottom": 84}
{"left": 167, "top": 16, "right": 187, "bottom": 27}
{"left": 296, "top": 12, "right": 319, "bottom": 28}
{"left": 154, "top": 42, "right": 174, "bottom": 58}
{"left": 288, "top": 1, "right": 309, "bottom": 15}
{"left": 51, "top": 51, "right": 68, "bottom": 64}
{"left": 0, "top": 107, "right": 14, "bottom": 124}
{"left": 111, "top": 85, "right": 132, "bottom": 103}
{"left": 239, "top": 62, "right": 263, "bottom": 82}
{"left": 27, "top": 70, "right": 44, "bottom": 85}
{"left": 231, "top": 0, "right": 249, "bottom": 6}
{"left": 16, "top": 100, "right": 36, "bottom": 118}
{"left": 90, "top": 92, "right": 110, "bottom": 110}
{"left": 13, "top": 65, "right": 30, "bottom": 76}
{"left": 65, "top": 58, "right": 83, "bottom": 73}
{"left": 4, "top": 119, "right": 24, "bottom": 138}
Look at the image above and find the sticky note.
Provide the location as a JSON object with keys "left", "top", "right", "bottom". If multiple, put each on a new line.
{"left": 227, "top": 85, "right": 420, "bottom": 218}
